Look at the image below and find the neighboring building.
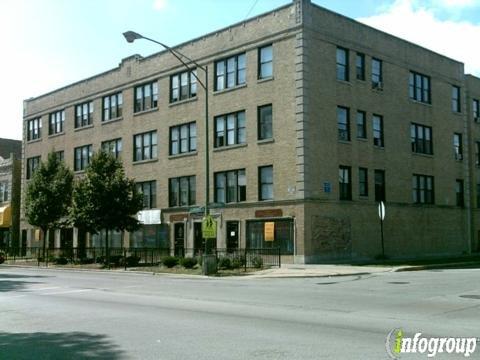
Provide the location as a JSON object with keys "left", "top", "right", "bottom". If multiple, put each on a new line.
{"left": 21, "top": 0, "right": 479, "bottom": 262}
{"left": 0, "top": 138, "right": 21, "bottom": 248}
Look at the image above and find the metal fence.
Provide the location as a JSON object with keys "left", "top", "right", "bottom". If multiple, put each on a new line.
{"left": 1, "top": 246, "right": 280, "bottom": 269}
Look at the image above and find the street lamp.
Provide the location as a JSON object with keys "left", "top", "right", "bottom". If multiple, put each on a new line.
{"left": 123, "top": 31, "right": 210, "bottom": 220}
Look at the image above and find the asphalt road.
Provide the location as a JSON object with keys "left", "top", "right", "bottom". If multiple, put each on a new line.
{"left": 1, "top": 266, "right": 479, "bottom": 359}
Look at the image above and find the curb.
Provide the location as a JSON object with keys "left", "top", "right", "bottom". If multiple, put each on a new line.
{"left": 394, "top": 262, "right": 480, "bottom": 272}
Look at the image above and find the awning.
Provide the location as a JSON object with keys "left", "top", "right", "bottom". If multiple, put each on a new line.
{"left": 0, "top": 205, "right": 11, "bottom": 228}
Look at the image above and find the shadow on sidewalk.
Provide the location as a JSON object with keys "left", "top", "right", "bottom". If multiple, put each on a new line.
{"left": 0, "top": 331, "right": 126, "bottom": 359}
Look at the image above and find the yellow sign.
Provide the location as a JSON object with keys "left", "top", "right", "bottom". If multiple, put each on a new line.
{"left": 264, "top": 222, "right": 275, "bottom": 241}
{"left": 202, "top": 215, "right": 217, "bottom": 239}
{"left": 0, "top": 205, "right": 11, "bottom": 228}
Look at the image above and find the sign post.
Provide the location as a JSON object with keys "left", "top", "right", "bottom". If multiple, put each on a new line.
{"left": 202, "top": 215, "right": 217, "bottom": 254}
{"left": 378, "top": 201, "right": 386, "bottom": 259}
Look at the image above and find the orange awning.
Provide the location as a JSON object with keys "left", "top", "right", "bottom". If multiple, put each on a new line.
{"left": 0, "top": 205, "right": 11, "bottom": 228}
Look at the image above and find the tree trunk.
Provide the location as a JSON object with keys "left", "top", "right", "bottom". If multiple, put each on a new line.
{"left": 42, "top": 227, "right": 47, "bottom": 265}
{"left": 105, "top": 229, "right": 109, "bottom": 269}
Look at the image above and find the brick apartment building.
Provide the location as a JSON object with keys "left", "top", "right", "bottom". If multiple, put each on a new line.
{"left": 0, "top": 138, "right": 22, "bottom": 249}
{"left": 21, "top": 0, "right": 480, "bottom": 263}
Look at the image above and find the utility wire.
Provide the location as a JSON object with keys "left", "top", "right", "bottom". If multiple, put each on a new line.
{"left": 245, "top": 0, "right": 260, "bottom": 19}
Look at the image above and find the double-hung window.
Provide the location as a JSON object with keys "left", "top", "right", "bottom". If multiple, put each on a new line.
{"left": 259, "top": 165, "right": 273, "bottom": 201}
{"left": 373, "top": 114, "right": 384, "bottom": 147}
{"left": 55, "top": 151, "right": 64, "bottom": 162}
{"left": 337, "top": 106, "right": 350, "bottom": 141}
{"left": 356, "top": 53, "right": 365, "bottom": 80}
{"left": 0, "top": 182, "right": 8, "bottom": 202}
{"left": 258, "top": 45, "right": 273, "bottom": 79}
{"left": 215, "top": 169, "right": 246, "bottom": 203}
{"left": 214, "top": 111, "right": 246, "bottom": 148}
{"left": 49, "top": 110, "right": 64, "bottom": 135}
{"left": 258, "top": 104, "right": 272, "bottom": 140}
{"left": 133, "top": 131, "right": 157, "bottom": 161}
{"left": 356, "top": 111, "right": 366, "bottom": 139}
{"left": 359, "top": 167, "right": 368, "bottom": 197}
{"left": 456, "top": 179, "right": 464, "bottom": 207}
{"left": 375, "top": 170, "right": 386, "bottom": 202}
{"left": 372, "top": 58, "right": 382, "bottom": 88}
{"left": 411, "top": 123, "right": 433, "bottom": 155}
{"left": 102, "top": 138, "right": 122, "bottom": 159}
{"left": 170, "top": 122, "right": 196, "bottom": 155}
{"left": 409, "top": 71, "right": 431, "bottom": 103}
{"left": 339, "top": 166, "right": 352, "bottom": 200}
{"left": 452, "top": 86, "right": 461, "bottom": 113}
{"left": 473, "top": 99, "right": 479, "bottom": 121}
{"left": 26, "top": 156, "right": 41, "bottom": 179}
{"left": 169, "top": 176, "right": 196, "bottom": 207}
{"left": 136, "top": 181, "right": 157, "bottom": 209}
{"left": 103, "top": 92, "right": 123, "bottom": 121}
{"left": 134, "top": 81, "right": 158, "bottom": 113}
{"left": 170, "top": 70, "right": 197, "bottom": 102}
{"left": 413, "top": 174, "right": 434, "bottom": 204}
{"left": 336, "top": 47, "right": 349, "bottom": 81}
{"left": 74, "top": 145, "right": 92, "bottom": 172}
{"left": 27, "top": 118, "right": 41, "bottom": 141}
{"left": 453, "top": 133, "right": 463, "bottom": 160}
{"left": 75, "top": 101, "right": 93, "bottom": 128}
{"left": 215, "top": 53, "right": 246, "bottom": 91}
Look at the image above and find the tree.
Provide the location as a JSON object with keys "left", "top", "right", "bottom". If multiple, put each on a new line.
{"left": 70, "top": 151, "right": 143, "bottom": 266}
{"left": 25, "top": 152, "right": 74, "bottom": 261}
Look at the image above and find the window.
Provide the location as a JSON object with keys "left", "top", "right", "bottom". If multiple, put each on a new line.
{"left": 456, "top": 179, "right": 464, "bottom": 207}
{"left": 49, "top": 110, "right": 65, "bottom": 135}
{"left": 26, "top": 156, "right": 41, "bottom": 179}
{"left": 476, "top": 141, "right": 480, "bottom": 166}
{"left": 339, "top": 166, "right": 351, "bottom": 200}
{"left": 215, "top": 169, "right": 246, "bottom": 203}
{"left": 356, "top": 111, "right": 366, "bottom": 139}
{"left": 246, "top": 219, "right": 294, "bottom": 255}
{"left": 27, "top": 118, "right": 41, "bottom": 141}
{"left": 473, "top": 99, "right": 479, "bottom": 121}
{"left": 102, "top": 138, "right": 122, "bottom": 159}
{"left": 74, "top": 145, "right": 92, "bottom": 171}
{"left": 412, "top": 174, "right": 434, "bottom": 204}
{"left": 375, "top": 170, "right": 386, "bottom": 202}
{"left": 258, "top": 104, "right": 273, "bottom": 140}
{"left": 75, "top": 101, "right": 93, "bottom": 128}
{"left": 258, "top": 45, "right": 273, "bottom": 79}
{"left": 133, "top": 131, "right": 157, "bottom": 162}
{"left": 356, "top": 53, "right": 365, "bottom": 80}
{"left": 214, "top": 111, "right": 246, "bottom": 148}
{"left": 409, "top": 71, "right": 431, "bottom": 103}
{"left": 411, "top": 123, "right": 433, "bottom": 155}
{"left": 170, "top": 122, "right": 196, "bottom": 155}
{"left": 372, "top": 58, "right": 382, "bottom": 89}
{"left": 136, "top": 181, "right": 157, "bottom": 209}
{"left": 337, "top": 106, "right": 350, "bottom": 141}
{"left": 453, "top": 133, "right": 463, "bottom": 160}
{"left": 259, "top": 165, "right": 273, "bottom": 201}
{"left": 452, "top": 86, "right": 461, "bottom": 113}
{"left": 336, "top": 47, "right": 349, "bottom": 81}
{"left": 169, "top": 176, "right": 196, "bottom": 207}
{"left": 215, "top": 53, "right": 246, "bottom": 91}
{"left": 0, "top": 182, "right": 9, "bottom": 202}
{"left": 373, "top": 114, "right": 384, "bottom": 147}
{"left": 359, "top": 167, "right": 368, "bottom": 197}
{"left": 103, "top": 92, "right": 123, "bottom": 121}
{"left": 134, "top": 81, "right": 158, "bottom": 113}
{"left": 170, "top": 70, "right": 197, "bottom": 102}
{"left": 54, "top": 151, "right": 64, "bottom": 162}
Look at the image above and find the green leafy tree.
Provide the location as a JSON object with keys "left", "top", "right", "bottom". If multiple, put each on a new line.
{"left": 70, "top": 151, "right": 143, "bottom": 266}
{"left": 25, "top": 152, "right": 74, "bottom": 261}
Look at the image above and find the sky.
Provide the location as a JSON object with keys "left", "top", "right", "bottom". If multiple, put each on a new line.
{"left": 1, "top": 0, "right": 480, "bottom": 141}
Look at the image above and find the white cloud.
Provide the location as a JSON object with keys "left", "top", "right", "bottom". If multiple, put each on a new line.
{"left": 436, "top": 0, "right": 476, "bottom": 8}
{"left": 357, "top": 0, "right": 480, "bottom": 76}
{"left": 152, "top": 0, "right": 168, "bottom": 11}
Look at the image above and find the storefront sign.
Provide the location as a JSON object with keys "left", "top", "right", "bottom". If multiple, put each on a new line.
{"left": 170, "top": 213, "right": 188, "bottom": 222}
{"left": 264, "top": 222, "right": 275, "bottom": 241}
{"left": 138, "top": 210, "right": 161, "bottom": 225}
{"left": 255, "top": 209, "right": 283, "bottom": 218}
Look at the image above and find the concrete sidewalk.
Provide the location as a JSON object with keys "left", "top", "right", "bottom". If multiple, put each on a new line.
{"left": 247, "top": 264, "right": 397, "bottom": 278}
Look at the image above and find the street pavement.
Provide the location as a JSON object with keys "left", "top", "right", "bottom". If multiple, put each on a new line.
{"left": 1, "top": 266, "right": 479, "bottom": 359}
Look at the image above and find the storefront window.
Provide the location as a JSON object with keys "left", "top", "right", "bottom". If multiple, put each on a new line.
{"left": 131, "top": 224, "right": 169, "bottom": 248}
{"left": 246, "top": 219, "right": 293, "bottom": 255}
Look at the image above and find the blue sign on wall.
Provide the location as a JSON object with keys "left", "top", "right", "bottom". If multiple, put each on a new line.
{"left": 323, "top": 182, "right": 331, "bottom": 193}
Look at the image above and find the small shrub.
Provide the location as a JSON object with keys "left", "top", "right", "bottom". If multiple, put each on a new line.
{"left": 217, "top": 257, "right": 232, "bottom": 270}
{"left": 252, "top": 256, "right": 263, "bottom": 269}
{"left": 125, "top": 255, "right": 141, "bottom": 267}
{"left": 0, "top": 250, "right": 5, "bottom": 264}
{"left": 79, "top": 258, "right": 95, "bottom": 265}
{"left": 231, "top": 256, "right": 245, "bottom": 269}
{"left": 54, "top": 257, "right": 68, "bottom": 265}
{"left": 162, "top": 256, "right": 178, "bottom": 268}
{"left": 180, "top": 257, "right": 197, "bottom": 269}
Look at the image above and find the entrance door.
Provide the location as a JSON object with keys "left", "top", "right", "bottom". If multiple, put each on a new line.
{"left": 174, "top": 223, "right": 185, "bottom": 257}
{"left": 226, "top": 221, "right": 239, "bottom": 252}
{"left": 194, "top": 222, "right": 204, "bottom": 255}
